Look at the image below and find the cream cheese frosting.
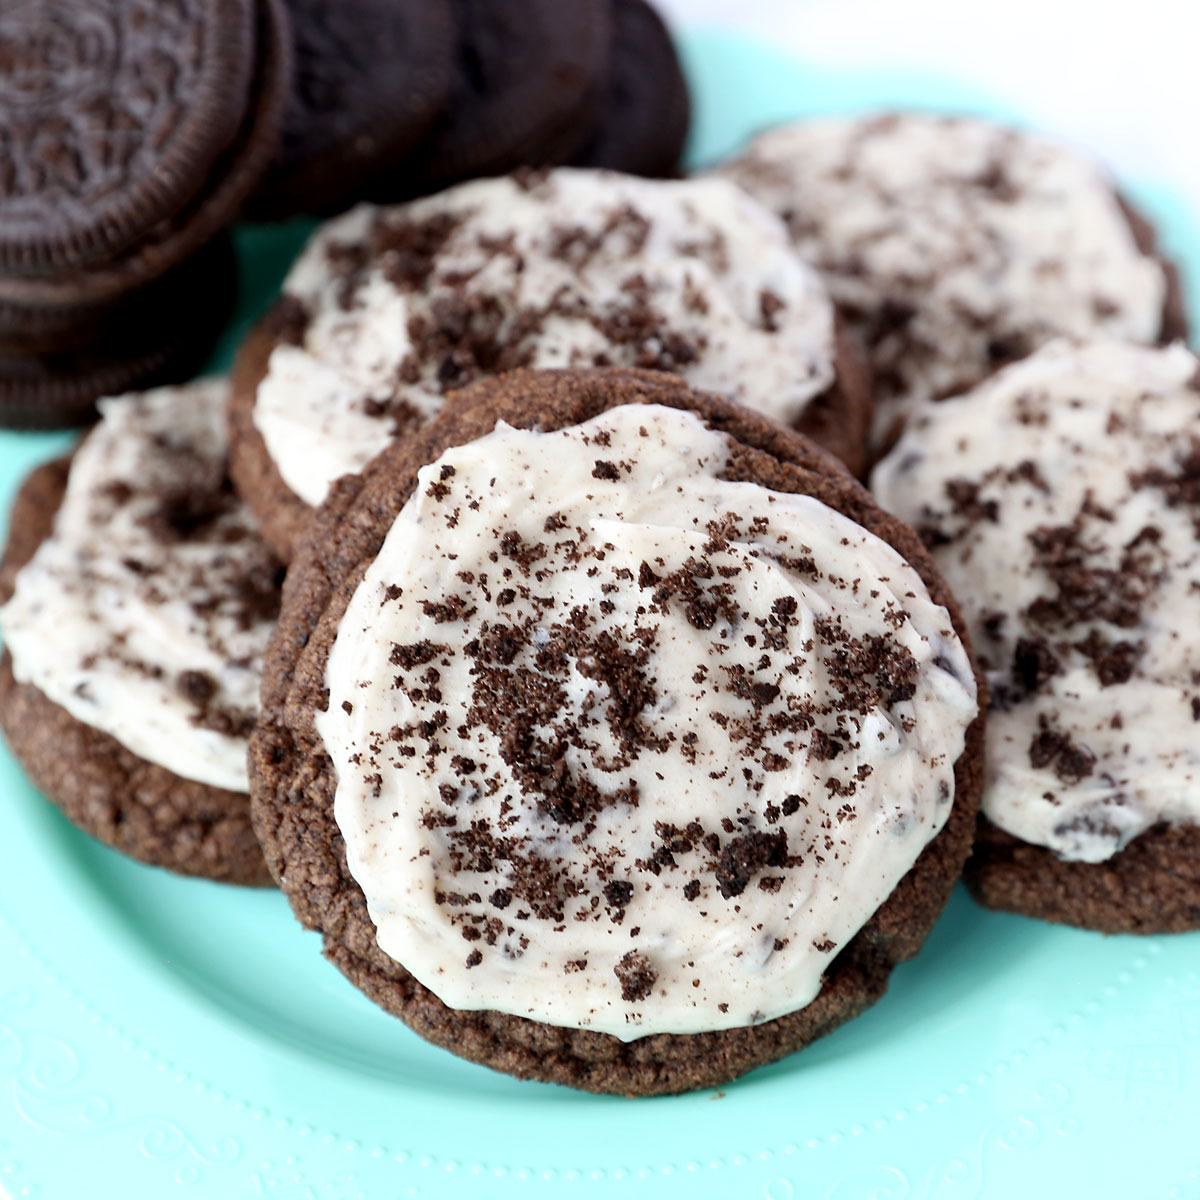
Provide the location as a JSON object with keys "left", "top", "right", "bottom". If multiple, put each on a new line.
{"left": 715, "top": 114, "right": 1168, "bottom": 445}
{"left": 872, "top": 340, "right": 1200, "bottom": 863}
{"left": 1, "top": 380, "right": 280, "bottom": 793}
{"left": 316, "top": 403, "right": 977, "bottom": 1039}
{"left": 254, "top": 169, "right": 839, "bottom": 508}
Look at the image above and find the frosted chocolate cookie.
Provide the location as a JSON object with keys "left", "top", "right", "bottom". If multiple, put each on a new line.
{"left": 716, "top": 114, "right": 1184, "bottom": 454}
{"left": 0, "top": 380, "right": 282, "bottom": 885}
{"left": 872, "top": 340, "right": 1200, "bottom": 932}
{"left": 229, "top": 169, "right": 870, "bottom": 561}
{"left": 252, "top": 367, "right": 982, "bottom": 1094}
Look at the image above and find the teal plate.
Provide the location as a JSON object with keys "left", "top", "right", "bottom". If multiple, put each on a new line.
{"left": 3, "top": 29, "right": 1200, "bottom": 1200}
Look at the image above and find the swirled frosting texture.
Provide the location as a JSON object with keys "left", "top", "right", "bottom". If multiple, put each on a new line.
{"left": 1, "top": 380, "right": 280, "bottom": 792}
{"left": 254, "top": 169, "right": 839, "bottom": 507}
{"left": 716, "top": 114, "right": 1167, "bottom": 443}
{"left": 873, "top": 340, "right": 1200, "bottom": 863}
{"left": 317, "top": 404, "right": 976, "bottom": 1038}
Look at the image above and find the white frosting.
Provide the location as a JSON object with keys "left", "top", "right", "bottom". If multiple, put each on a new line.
{"left": 255, "top": 170, "right": 839, "bottom": 507}
{"left": 872, "top": 339, "right": 1200, "bottom": 862}
{"left": 716, "top": 114, "right": 1168, "bottom": 444}
{"left": 1, "top": 380, "right": 279, "bottom": 792}
{"left": 317, "top": 403, "right": 977, "bottom": 1038}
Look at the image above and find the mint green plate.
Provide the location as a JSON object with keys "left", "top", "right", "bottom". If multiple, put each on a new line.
{"left": 2, "top": 30, "right": 1199, "bottom": 1200}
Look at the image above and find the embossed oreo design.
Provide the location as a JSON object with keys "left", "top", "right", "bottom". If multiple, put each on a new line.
{"left": 873, "top": 340, "right": 1200, "bottom": 863}
{"left": 0, "top": 3, "right": 119, "bottom": 105}
{"left": 0, "top": 0, "right": 254, "bottom": 273}
{"left": 317, "top": 403, "right": 977, "bottom": 1038}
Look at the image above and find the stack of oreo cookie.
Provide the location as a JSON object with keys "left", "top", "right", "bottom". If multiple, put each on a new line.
{"left": 249, "top": 0, "right": 692, "bottom": 216}
{"left": 0, "top": 0, "right": 692, "bottom": 429}
{"left": 0, "top": 0, "right": 291, "bottom": 428}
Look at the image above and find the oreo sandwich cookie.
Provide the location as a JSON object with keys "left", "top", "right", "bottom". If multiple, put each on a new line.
{"left": 0, "top": 233, "right": 238, "bottom": 430}
{"left": 251, "top": 366, "right": 984, "bottom": 1094}
{"left": 0, "top": 0, "right": 255, "bottom": 276}
{"left": 872, "top": 339, "right": 1200, "bottom": 933}
{"left": 715, "top": 113, "right": 1187, "bottom": 456}
{"left": 571, "top": 0, "right": 691, "bottom": 178}
{"left": 0, "top": 379, "right": 282, "bottom": 885}
{"left": 245, "top": 0, "right": 455, "bottom": 219}
{"left": 0, "top": 0, "right": 291, "bottom": 311}
{"left": 373, "top": 0, "right": 612, "bottom": 196}
{"left": 229, "top": 169, "right": 871, "bottom": 561}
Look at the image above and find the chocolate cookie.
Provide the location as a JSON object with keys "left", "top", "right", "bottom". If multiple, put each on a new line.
{"left": 229, "top": 170, "right": 871, "bottom": 561}
{"left": 872, "top": 339, "right": 1200, "bottom": 933}
{"left": 0, "top": 0, "right": 255, "bottom": 275}
{"left": 571, "top": 0, "right": 691, "bottom": 177}
{"left": 374, "top": 0, "right": 612, "bottom": 195}
{"left": 251, "top": 366, "right": 984, "bottom": 1094}
{"left": 716, "top": 114, "right": 1187, "bottom": 456}
{"left": 0, "top": 0, "right": 291, "bottom": 310}
{"left": 245, "top": 0, "right": 455, "bottom": 219}
{"left": 0, "top": 380, "right": 281, "bottom": 885}
{"left": 0, "top": 234, "right": 238, "bottom": 429}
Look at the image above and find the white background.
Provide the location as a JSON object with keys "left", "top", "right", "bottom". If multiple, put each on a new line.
{"left": 658, "top": 0, "right": 1200, "bottom": 205}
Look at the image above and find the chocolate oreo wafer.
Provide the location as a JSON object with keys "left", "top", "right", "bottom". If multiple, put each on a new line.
{"left": 0, "top": 0, "right": 256, "bottom": 275}
{"left": 246, "top": 0, "right": 455, "bottom": 219}
{"left": 571, "top": 0, "right": 691, "bottom": 177}
{"left": 0, "top": 235, "right": 238, "bottom": 429}
{"left": 0, "top": 0, "right": 291, "bottom": 311}
{"left": 377, "top": 0, "right": 612, "bottom": 196}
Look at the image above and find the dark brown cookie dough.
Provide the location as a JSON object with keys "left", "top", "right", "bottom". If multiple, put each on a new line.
{"left": 251, "top": 366, "right": 984, "bottom": 1095}
{"left": 965, "top": 815, "right": 1200, "bottom": 934}
{"left": 228, "top": 295, "right": 872, "bottom": 564}
{"left": 227, "top": 308, "right": 315, "bottom": 562}
{"left": 0, "top": 453, "right": 273, "bottom": 887}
